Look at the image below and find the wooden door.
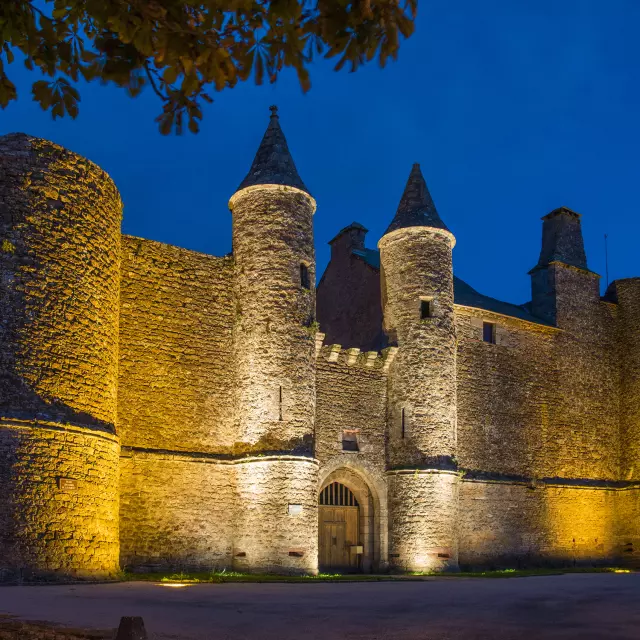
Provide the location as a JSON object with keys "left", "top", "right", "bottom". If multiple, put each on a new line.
{"left": 318, "top": 483, "right": 360, "bottom": 572}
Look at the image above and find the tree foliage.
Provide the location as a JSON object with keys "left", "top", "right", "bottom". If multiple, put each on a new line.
{"left": 0, "top": 1, "right": 416, "bottom": 134}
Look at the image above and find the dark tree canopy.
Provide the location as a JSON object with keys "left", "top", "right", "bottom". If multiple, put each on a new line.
{"left": 0, "top": 1, "right": 416, "bottom": 134}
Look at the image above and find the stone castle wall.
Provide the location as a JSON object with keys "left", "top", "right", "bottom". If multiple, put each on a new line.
{"left": 0, "top": 134, "right": 121, "bottom": 579}
{"left": 456, "top": 302, "right": 620, "bottom": 481}
{"left": 118, "top": 236, "right": 236, "bottom": 452}
{"left": 119, "top": 450, "right": 235, "bottom": 572}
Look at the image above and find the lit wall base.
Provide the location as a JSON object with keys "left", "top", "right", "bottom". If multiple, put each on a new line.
{"left": 0, "top": 420, "right": 120, "bottom": 581}
{"left": 234, "top": 456, "right": 319, "bottom": 575}
{"left": 387, "top": 469, "right": 460, "bottom": 573}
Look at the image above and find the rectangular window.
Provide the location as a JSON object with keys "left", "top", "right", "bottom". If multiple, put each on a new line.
{"left": 342, "top": 430, "right": 359, "bottom": 452}
{"left": 401, "top": 408, "right": 406, "bottom": 439}
{"left": 300, "top": 263, "right": 310, "bottom": 289}
{"left": 420, "top": 299, "right": 432, "bottom": 319}
{"left": 483, "top": 322, "right": 496, "bottom": 344}
{"left": 278, "top": 386, "right": 283, "bottom": 421}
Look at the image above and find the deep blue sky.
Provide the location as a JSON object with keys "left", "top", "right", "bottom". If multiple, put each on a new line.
{"left": 3, "top": 0, "right": 639, "bottom": 304}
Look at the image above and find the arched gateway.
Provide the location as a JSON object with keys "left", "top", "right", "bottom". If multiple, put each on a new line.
{"left": 318, "top": 466, "right": 386, "bottom": 573}
{"left": 318, "top": 482, "right": 360, "bottom": 571}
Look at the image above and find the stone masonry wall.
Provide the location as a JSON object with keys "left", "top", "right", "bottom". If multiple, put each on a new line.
{"left": 119, "top": 450, "right": 235, "bottom": 572}
{"left": 0, "top": 134, "right": 122, "bottom": 429}
{"left": 456, "top": 303, "right": 620, "bottom": 481}
{"left": 230, "top": 185, "right": 316, "bottom": 450}
{"left": 614, "top": 278, "right": 640, "bottom": 481}
{"left": 118, "top": 236, "right": 236, "bottom": 452}
{"left": 379, "top": 227, "right": 457, "bottom": 467}
{"left": 0, "top": 134, "right": 121, "bottom": 580}
{"left": 459, "top": 480, "right": 622, "bottom": 569}
{"left": 234, "top": 457, "right": 319, "bottom": 574}
{"left": 315, "top": 350, "right": 387, "bottom": 472}
{"left": 0, "top": 421, "right": 120, "bottom": 579}
{"left": 387, "top": 470, "right": 459, "bottom": 572}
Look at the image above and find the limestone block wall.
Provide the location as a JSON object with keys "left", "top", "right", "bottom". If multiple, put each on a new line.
{"left": 234, "top": 457, "right": 319, "bottom": 574}
{"left": 230, "top": 185, "right": 317, "bottom": 449}
{"left": 119, "top": 450, "right": 235, "bottom": 572}
{"left": 459, "top": 480, "right": 622, "bottom": 569}
{"left": 386, "top": 470, "right": 459, "bottom": 572}
{"left": 118, "top": 237, "right": 235, "bottom": 452}
{"left": 0, "top": 134, "right": 121, "bottom": 579}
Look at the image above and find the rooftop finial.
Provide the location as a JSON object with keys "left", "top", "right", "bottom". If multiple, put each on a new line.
{"left": 269, "top": 105, "right": 278, "bottom": 118}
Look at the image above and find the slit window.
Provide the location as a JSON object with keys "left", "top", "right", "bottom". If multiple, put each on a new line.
{"left": 342, "top": 430, "right": 359, "bottom": 452}
{"left": 278, "top": 386, "right": 283, "bottom": 421}
{"left": 401, "top": 408, "right": 406, "bottom": 439}
{"left": 483, "top": 322, "right": 496, "bottom": 344}
{"left": 420, "top": 299, "right": 432, "bottom": 319}
{"left": 300, "top": 263, "right": 310, "bottom": 289}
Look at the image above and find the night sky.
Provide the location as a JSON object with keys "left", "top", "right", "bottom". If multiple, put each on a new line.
{"left": 3, "top": 0, "right": 639, "bottom": 304}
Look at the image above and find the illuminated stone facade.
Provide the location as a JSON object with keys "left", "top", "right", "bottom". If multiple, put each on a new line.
{"left": 1, "top": 111, "right": 639, "bottom": 580}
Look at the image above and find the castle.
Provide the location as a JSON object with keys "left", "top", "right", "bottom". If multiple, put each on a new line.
{"left": 1, "top": 107, "right": 639, "bottom": 580}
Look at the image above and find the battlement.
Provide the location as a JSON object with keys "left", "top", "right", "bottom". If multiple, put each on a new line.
{"left": 315, "top": 332, "right": 398, "bottom": 372}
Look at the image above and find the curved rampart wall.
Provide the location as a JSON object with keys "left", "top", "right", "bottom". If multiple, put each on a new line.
{"left": 0, "top": 134, "right": 122, "bottom": 579}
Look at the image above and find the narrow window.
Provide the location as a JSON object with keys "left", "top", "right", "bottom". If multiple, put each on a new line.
{"left": 278, "top": 386, "right": 283, "bottom": 421}
{"left": 300, "top": 263, "right": 310, "bottom": 290}
{"left": 420, "top": 299, "right": 432, "bottom": 319}
{"left": 342, "top": 430, "right": 359, "bottom": 452}
{"left": 483, "top": 321, "right": 496, "bottom": 344}
{"left": 401, "top": 408, "right": 406, "bottom": 439}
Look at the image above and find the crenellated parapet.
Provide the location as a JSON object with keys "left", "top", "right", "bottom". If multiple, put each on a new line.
{"left": 315, "top": 340, "right": 398, "bottom": 372}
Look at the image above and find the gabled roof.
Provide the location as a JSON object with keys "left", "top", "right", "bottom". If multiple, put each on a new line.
{"left": 351, "top": 246, "right": 551, "bottom": 326}
{"left": 385, "top": 163, "right": 450, "bottom": 236}
{"left": 237, "top": 106, "right": 309, "bottom": 194}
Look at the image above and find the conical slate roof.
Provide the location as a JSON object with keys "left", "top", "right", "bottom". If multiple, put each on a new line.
{"left": 384, "top": 163, "right": 449, "bottom": 235}
{"left": 237, "top": 106, "right": 309, "bottom": 194}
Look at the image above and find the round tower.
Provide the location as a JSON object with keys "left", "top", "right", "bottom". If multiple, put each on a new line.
{"left": 378, "top": 164, "right": 459, "bottom": 572}
{"left": 0, "top": 134, "right": 122, "bottom": 580}
{"left": 229, "top": 107, "right": 319, "bottom": 574}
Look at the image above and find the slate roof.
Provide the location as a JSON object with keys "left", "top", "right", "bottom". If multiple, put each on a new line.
{"left": 385, "top": 163, "right": 450, "bottom": 235}
{"left": 238, "top": 106, "right": 309, "bottom": 194}
{"left": 352, "top": 247, "right": 550, "bottom": 326}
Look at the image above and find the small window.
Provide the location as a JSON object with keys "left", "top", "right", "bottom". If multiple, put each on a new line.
{"left": 342, "top": 430, "right": 359, "bottom": 452}
{"left": 278, "top": 386, "right": 283, "bottom": 421}
{"left": 300, "top": 263, "right": 310, "bottom": 289}
{"left": 420, "top": 299, "right": 432, "bottom": 319}
{"left": 401, "top": 408, "right": 406, "bottom": 439}
{"left": 483, "top": 322, "right": 496, "bottom": 344}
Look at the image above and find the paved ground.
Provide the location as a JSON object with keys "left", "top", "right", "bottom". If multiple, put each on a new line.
{"left": 1, "top": 574, "right": 640, "bottom": 639}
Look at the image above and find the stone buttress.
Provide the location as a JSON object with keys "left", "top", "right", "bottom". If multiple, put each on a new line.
{"left": 228, "top": 108, "right": 319, "bottom": 573}
{"left": 378, "top": 164, "right": 459, "bottom": 572}
{"left": 0, "top": 134, "right": 121, "bottom": 579}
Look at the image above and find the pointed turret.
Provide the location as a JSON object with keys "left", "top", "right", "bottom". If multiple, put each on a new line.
{"left": 378, "top": 162, "right": 459, "bottom": 573}
{"left": 385, "top": 163, "right": 449, "bottom": 236}
{"left": 237, "top": 105, "right": 309, "bottom": 194}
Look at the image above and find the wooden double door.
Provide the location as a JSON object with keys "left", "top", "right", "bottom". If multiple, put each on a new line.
{"left": 318, "top": 482, "right": 360, "bottom": 572}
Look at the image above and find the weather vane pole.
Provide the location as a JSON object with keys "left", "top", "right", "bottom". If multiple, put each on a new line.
{"left": 604, "top": 233, "right": 609, "bottom": 288}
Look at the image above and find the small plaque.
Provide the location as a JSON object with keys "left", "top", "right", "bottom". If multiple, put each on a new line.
{"left": 58, "top": 477, "right": 77, "bottom": 491}
{"left": 351, "top": 545, "right": 364, "bottom": 554}
{"left": 288, "top": 504, "right": 303, "bottom": 516}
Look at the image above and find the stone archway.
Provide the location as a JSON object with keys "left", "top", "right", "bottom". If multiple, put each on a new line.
{"left": 318, "top": 464, "right": 387, "bottom": 572}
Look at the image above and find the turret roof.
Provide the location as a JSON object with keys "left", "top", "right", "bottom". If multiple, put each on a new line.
{"left": 237, "top": 106, "right": 309, "bottom": 194}
{"left": 384, "top": 163, "right": 450, "bottom": 235}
